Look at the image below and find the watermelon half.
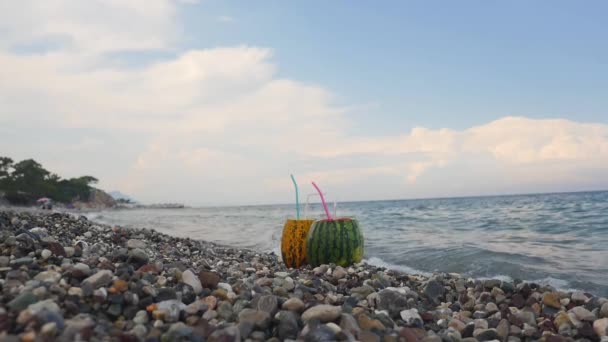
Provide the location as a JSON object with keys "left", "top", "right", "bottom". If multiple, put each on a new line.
{"left": 306, "top": 218, "right": 364, "bottom": 267}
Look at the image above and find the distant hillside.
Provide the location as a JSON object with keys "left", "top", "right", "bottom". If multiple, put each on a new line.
{"left": 0, "top": 155, "right": 115, "bottom": 208}
{"left": 109, "top": 191, "right": 136, "bottom": 203}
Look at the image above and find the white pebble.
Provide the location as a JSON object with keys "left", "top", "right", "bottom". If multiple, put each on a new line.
{"left": 41, "top": 249, "right": 52, "bottom": 260}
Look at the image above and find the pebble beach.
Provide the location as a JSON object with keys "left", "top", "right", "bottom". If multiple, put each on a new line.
{"left": 1, "top": 209, "right": 607, "bottom": 342}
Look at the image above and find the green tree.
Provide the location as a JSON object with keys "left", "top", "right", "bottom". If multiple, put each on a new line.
{"left": 0, "top": 157, "right": 13, "bottom": 190}
{"left": 10, "top": 159, "right": 51, "bottom": 198}
{"left": 0, "top": 156, "right": 101, "bottom": 205}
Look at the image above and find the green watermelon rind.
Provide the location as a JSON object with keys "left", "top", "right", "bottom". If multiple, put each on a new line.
{"left": 305, "top": 219, "right": 364, "bottom": 267}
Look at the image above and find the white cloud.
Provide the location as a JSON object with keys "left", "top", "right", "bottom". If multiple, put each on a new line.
{"left": 218, "top": 16, "right": 235, "bottom": 23}
{"left": 0, "top": 0, "right": 180, "bottom": 53}
{"left": 0, "top": 1, "right": 607, "bottom": 205}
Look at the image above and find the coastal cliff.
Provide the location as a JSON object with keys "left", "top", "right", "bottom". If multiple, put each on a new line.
{"left": 72, "top": 188, "right": 117, "bottom": 209}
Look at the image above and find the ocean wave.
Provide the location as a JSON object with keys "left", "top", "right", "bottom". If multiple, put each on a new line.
{"left": 364, "top": 257, "right": 432, "bottom": 277}
{"left": 364, "top": 257, "right": 581, "bottom": 293}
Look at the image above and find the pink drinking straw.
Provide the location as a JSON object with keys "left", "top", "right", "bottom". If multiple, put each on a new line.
{"left": 311, "top": 181, "right": 332, "bottom": 220}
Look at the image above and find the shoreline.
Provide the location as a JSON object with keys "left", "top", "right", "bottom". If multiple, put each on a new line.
{"left": 1, "top": 209, "right": 607, "bottom": 341}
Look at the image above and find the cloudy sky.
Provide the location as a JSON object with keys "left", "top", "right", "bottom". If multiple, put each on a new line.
{"left": 1, "top": 1, "right": 607, "bottom": 206}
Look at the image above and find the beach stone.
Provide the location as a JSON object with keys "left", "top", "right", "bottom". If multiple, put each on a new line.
{"left": 546, "top": 335, "right": 567, "bottom": 342}
{"left": 111, "top": 279, "right": 129, "bottom": 292}
{"left": 570, "top": 306, "right": 595, "bottom": 321}
{"left": 185, "top": 300, "right": 208, "bottom": 315}
{"left": 340, "top": 313, "right": 361, "bottom": 338}
{"left": 107, "top": 303, "right": 122, "bottom": 317}
{"left": 40, "top": 322, "right": 58, "bottom": 337}
{"left": 449, "top": 319, "right": 467, "bottom": 332}
{"left": 567, "top": 312, "right": 584, "bottom": 329}
{"left": 326, "top": 322, "right": 341, "bottom": 335}
{"left": 41, "top": 249, "right": 52, "bottom": 260}
{"left": 217, "top": 301, "right": 233, "bottom": 320}
{"left": 130, "top": 324, "right": 147, "bottom": 339}
{"left": 203, "top": 296, "right": 217, "bottom": 310}
{"left": 257, "top": 295, "right": 278, "bottom": 315}
{"left": 156, "top": 287, "right": 177, "bottom": 301}
{"left": 305, "top": 322, "right": 337, "bottom": 341}
{"left": 511, "top": 294, "right": 525, "bottom": 309}
{"left": 282, "top": 297, "right": 305, "bottom": 312}
{"left": 486, "top": 302, "right": 499, "bottom": 314}
{"left": 359, "top": 330, "right": 381, "bottom": 342}
{"left": 543, "top": 292, "right": 561, "bottom": 309}
{"left": 137, "top": 263, "right": 161, "bottom": 274}
{"left": 278, "top": 310, "right": 300, "bottom": 340}
{"left": 474, "top": 311, "right": 488, "bottom": 319}
{"left": 352, "top": 285, "right": 376, "bottom": 298}
{"left": 34, "top": 270, "right": 62, "bottom": 283}
{"left": 602, "top": 303, "right": 608, "bottom": 318}
{"left": 577, "top": 321, "right": 596, "bottom": 339}
{"left": 377, "top": 289, "right": 409, "bottom": 317}
{"left": 422, "top": 335, "right": 442, "bottom": 342}
{"left": 198, "top": 271, "right": 220, "bottom": 289}
{"left": 594, "top": 318, "right": 608, "bottom": 337}
{"left": 237, "top": 320, "right": 254, "bottom": 338}
{"left": 46, "top": 242, "right": 66, "bottom": 257}
{"left": 67, "top": 287, "right": 83, "bottom": 297}
{"left": 424, "top": 279, "right": 445, "bottom": 303}
{"left": 157, "top": 300, "right": 185, "bottom": 322}
{"left": 93, "top": 287, "right": 107, "bottom": 301}
{"left": 516, "top": 311, "right": 536, "bottom": 326}
{"left": 83, "top": 270, "right": 113, "bottom": 289}
{"left": 238, "top": 309, "right": 271, "bottom": 329}
{"left": 523, "top": 323, "right": 538, "bottom": 337}
{"left": 553, "top": 312, "right": 570, "bottom": 328}
{"left": 64, "top": 246, "right": 75, "bottom": 257}
{"left": 454, "top": 279, "right": 466, "bottom": 293}
{"left": 11, "top": 257, "right": 34, "bottom": 267}
{"left": 571, "top": 291, "right": 589, "bottom": 303}
{"left": 8, "top": 292, "right": 37, "bottom": 312}
{"left": 202, "top": 310, "right": 216, "bottom": 321}
{"left": 333, "top": 266, "right": 347, "bottom": 280}
{"left": 181, "top": 269, "right": 202, "bottom": 295}
{"left": 400, "top": 327, "right": 426, "bottom": 342}
{"left": 484, "top": 279, "right": 502, "bottom": 289}
{"left": 497, "top": 319, "right": 510, "bottom": 339}
{"left": 128, "top": 248, "right": 148, "bottom": 265}
{"left": 133, "top": 310, "right": 149, "bottom": 325}
{"left": 212, "top": 288, "right": 228, "bottom": 300}
{"left": 60, "top": 314, "right": 95, "bottom": 341}
{"left": 474, "top": 319, "right": 489, "bottom": 330}
{"left": 400, "top": 309, "right": 423, "bottom": 327}
{"left": 302, "top": 304, "right": 342, "bottom": 322}
{"left": 71, "top": 263, "right": 91, "bottom": 278}
{"left": 176, "top": 283, "right": 196, "bottom": 304}
{"left": 358, "top": 314, "right": 386, "bottom": 331}
{"left": 255, "top": 277, "right": 273, "bottom": 287}
{"left": 0, "top": 256, "right": 9, "bottom": 267}
{"left": 165, "top": 322, "right": 194, "bottom": 340}
{"left": 475, "top": 328, "right": 500, "bottom": 341}
{"left": 274, "top": 271, "right": 289, "bottom": 278}
{"left": 126, "top": 239, "right": 146, "bottom": 249}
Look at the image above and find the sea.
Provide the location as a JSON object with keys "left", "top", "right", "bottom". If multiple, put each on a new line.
{"left": 86, "top": 191, "right": 608, "bottom": 297}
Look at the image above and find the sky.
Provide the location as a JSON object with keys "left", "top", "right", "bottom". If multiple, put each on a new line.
{"left": 1, "top": 0, "right": 607, "bottom": 206}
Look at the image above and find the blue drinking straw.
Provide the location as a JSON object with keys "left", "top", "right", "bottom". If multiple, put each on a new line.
{"left": 290, "top": 174, "right": 300, "bottom": 219}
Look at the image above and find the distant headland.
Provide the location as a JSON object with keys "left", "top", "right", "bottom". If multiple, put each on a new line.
{"left": 0, "top": 155, "right": 185, "bottom": 210}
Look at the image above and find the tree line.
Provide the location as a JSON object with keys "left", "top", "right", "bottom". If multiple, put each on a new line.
{"left": 0, "top": 156, "right": 98, "bottom": 205}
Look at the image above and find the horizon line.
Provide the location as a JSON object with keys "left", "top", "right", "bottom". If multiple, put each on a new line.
{"left": 184, "top": 188, "right": 608, "bottom": 209}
